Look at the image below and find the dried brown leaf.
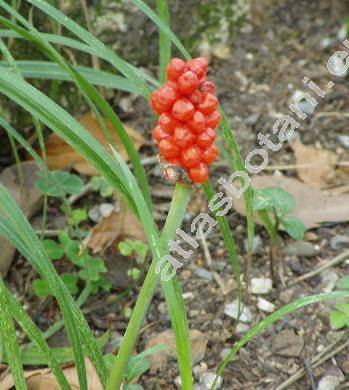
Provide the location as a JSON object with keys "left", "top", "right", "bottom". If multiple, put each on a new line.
{"left": 43, "top": 111, "right": 145, "bottom": 176}
{"left": 0, "top": 358, "right": 102, "bottom": 390}
{"left": 231, "top": 175, "right": 349, "bottom": 229}
{"left": 291, "top": 140, "right": 338, "bottom": 189}
{"left": 83, "top": 194, "right": 146, "bottom": 254}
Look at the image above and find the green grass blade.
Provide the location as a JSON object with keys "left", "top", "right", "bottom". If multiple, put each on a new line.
{"left": 16, "top": 0, "right": 151, "bottom": 98}
{"left": 0, "top": 67, "right": 136, "bottom": 212}
{"left": 0, "top": 61, "right": 143, "bottom": 94}
{"left": 213, "top": 291, "right": 349, "bottom": 389}
{"left": 0, "top": 285, "right": 26, "bottom": 390}
{"left": 0, "top": 29, "right": 160, "bottom": 88}
{"left": 156, "top": 0, "right": 171, "bottom": 83}
{"left": 202, "top": 180, "right": 242, "bottom": 303}
{"left": 0, "top": 15, "right": 152, "bottom": 210}
{"left": 0, "top": 187, "right": 107, "bottom": 388}
{"left": 132, "top": 0, "right": 190, "bottom": 60}
{"left": 0, "top": 279, "right": 71, "bottom": 389}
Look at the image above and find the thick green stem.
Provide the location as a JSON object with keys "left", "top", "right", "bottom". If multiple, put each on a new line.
{"left": 106, "top": 182, "right": 192, "bottom": 390}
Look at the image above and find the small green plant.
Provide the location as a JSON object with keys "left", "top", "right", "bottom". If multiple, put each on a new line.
{"left": 119, "top": 239, "right": 148, "bottom": 283}
{"left": 32, "top": 230, "right": 112, "bottom": 299}
{"left": 253, "top": 187, "right": 306, "bottom": 241}
{"left": 91, "top": 176, "right": 114, "bottom": 198}
{"left": 329, "top": 276, "right": 349, "bottom": 330}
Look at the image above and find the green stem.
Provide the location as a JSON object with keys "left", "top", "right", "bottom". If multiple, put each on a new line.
{"left": 106, "top": 182, "right": 192, "bottom": 390}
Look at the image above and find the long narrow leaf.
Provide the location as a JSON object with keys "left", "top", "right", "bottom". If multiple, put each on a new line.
{"left": 18, "top": 0, "right": 152, "bottom": 98}
{"left": 0, "top": 283, "right": 26, "bottom": 390}
{"left": 156, "top": 0, "right": 171, "bottom": 82}
{"left": 0, "top": 61, "right": 142, "bottom": 93}
{"left": 0, "top": 29, "right": 160, "bottom": 88}
{"left": 213, "top": 291, "right": 349, "bottom": 388}
{"left": 0, "top": 279, "right": 70, "bottom": 389}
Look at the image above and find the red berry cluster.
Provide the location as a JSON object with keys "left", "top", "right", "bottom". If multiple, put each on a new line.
{"left": 150, "top": 57, "right": 221, "bottom": 183}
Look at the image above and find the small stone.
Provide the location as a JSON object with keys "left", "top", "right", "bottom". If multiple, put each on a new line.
{"left": 100, "top": 203, "right": 117, "bottom": 217}
{"left": 195, "top": 268, "right": 213, "bottom": 281}
{"left": 317, "top": 368, "right": 345, "bottom": 390}
{"left": 257, "top": 297, "right": 275, "bottom": 313}
{"left": 219, "top": 348, "right": 232, "bottom": 360}
{"left": 291, "top": 90, "right": 316, "bottom": 115}
{"left": 283, "top": 241, "right": 320, "bottom": 257}
{"left": 224, "top": 299, "right": 253, "bottom": 323}
{"left": 338, "top": 135, "right": 349, "bottom": 149}
{"left": 182, "top": 292, "right": 194, "bottom": 300}
{"left": 271, "top": 329, "right": 304, "bottom": 357}
{"left": 251, "top": 277, "right": 273, "bottom": 295}
{"left": 236, "top": 323, "right": 249, "bottom": 333}
{"left": 320, "top": 269, "right": 339, "bottom": 292}
{"left": 193, "top": 362, "right": 208, "bottom": 379}
{"left": 330, "top": 235, "right": 349, "bottom": 251}
{"left": 88, "top": 205, "right": 102, "bottom": 223}
{"left": 197, "top": 372, "right": 223, "bottom": 389}
{"left": 244, "top": 235, "right": 263, "bottom": 254}
{"left": 190, "top": 310, "right": 200, "bottom": 318}
{"left": 157, "top": 302, "right": 167, "bottom": 314}
{"left": 280, "top": 289, "right": 294, "bottom": 303}
{"left": 174, "top": 375, "right": 182, "bottom": 388}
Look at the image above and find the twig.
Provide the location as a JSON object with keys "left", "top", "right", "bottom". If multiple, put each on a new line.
{"left": 276, "top": 332, "right": 349, "bottom": 390}
{"left": 303, "top": 358, "right": 316, "bottom": 390}
{"left": 289, "top": 250, "right": 349, "bottom": 286}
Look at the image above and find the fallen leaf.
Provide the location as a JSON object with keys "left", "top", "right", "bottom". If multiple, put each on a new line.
{"left": 145, "top": 329, "right": 208, "bottom": 373}
{"left": 0, "top": 161, "right": 43, "bottom": 275}
{"left": 0, "top": 358, "right": 102, "bottom": 390}
{"left": 231, "top": 175, "right": 349, "bottom": 229}
{"left": 43, "top": 111, "right": 145, "bottom": 176}
{"left": 291, "top": 140, "right": 338, "bottom": 189}
{"left": 271, "top": 329, "right": 304, "bottom": 357}
{"left": 83, "top": 194, "right": 146, "bottom": 254}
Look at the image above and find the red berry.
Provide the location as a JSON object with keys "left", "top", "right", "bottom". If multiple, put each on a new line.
{"left": 172, "top": 98, "right": 195, "bottom": 121}
{"left": 157, "top": 83, "right": 178, "bottom": 107}
{"left": 168, "top": 158, "right": 182, "bottom": 166}
{"left": 206, "top": 110, "right": 221, "bottom": 129}
{"left": 202, "top": 143, "right": 220, "bottom": 164}
{"left": 187, "top": 58, "right": 208, "bottom": 80}
{"left": 196, "top": 128, "right": 216, "bottom": 149}
{"left": 166, "top": 58, "right": 186, "bottom": 80}
{"left": 159, "top": 138, "right": 180, "bottom": 159}
{"left": 187, "top": 90, "right": 203, "bottom": 105}
{"left": 189, "top": 163, "right": 209, "bottom": 183}
{"left": 150, "top": 91, "right": 167, "bottom": 115}
{"left": 199, "top": 81, "right": 215, "bottom": 94}
{"left": 152, "top": 126, "right": 171, "bottom": 143}
{"left": 197, "top": 93, "right": 218, "bottom": 115}
{"left": 187, "top": 111, "right": 206, "bottom": 133}
{"left": 158, "top": 113, "right": 178, "bottom": 133}
{"left": 181, "top": 145, "right": 202, "bottom": 168}
{"left": 174, "top": 125, "right": 195, "bottom": 148}
{"left": 177, "top": 71, "right": 199, "bottom": 94}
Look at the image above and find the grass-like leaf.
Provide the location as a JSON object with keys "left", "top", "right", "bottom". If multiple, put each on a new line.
{"left": 0, "top": 279, "right": 70, "bottom": 389}
{"left": 213, "top": 291, "right": 349, "bottom": 388}
{"left": 0, "top": 61, "right": 142, "bottom": 93}
{"left": 156, "top": 0, "right": 171, "bottom": 83}
{"left": 18, "top": 0, "right": 151, "bottom": 98}
{"left": 0, "top": 282, "right": 26, "bottom": 390}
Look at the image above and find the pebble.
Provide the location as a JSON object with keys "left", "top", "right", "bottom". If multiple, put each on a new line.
{"left": 195, "top": 268, "right": 213, "bottom": 281}
{"left": 338, "top": 135, "right": 349, "bottom": 149}
{"left": 330, "top": 235, "right": 349, "bottom": 251}
{"left": 182, "top": 292, "right": 194, "bottom": 300}
{"left": 283, "top": 241, "right": 320, "bottom": 257}
{"left": 251, "top": 277, "right": 273, "bottom": 295}
{"left": 244, "top": 235, "right": 263, "bottom": 255}
{"left": 219, "top": 348, "right": 232, "bottom": 360}
{"left": 320, "top": 269, "right": 339, "bottom": 292}
{"left": 257, "top": 297, "right": 275, "bottom": 313}
{"left": 317, "top": 368, "right": 345, "bottom": 390}
{"left": 174, "top": 375, "right": 182, "bottom": 388}
{"left": 236, "top": 323, "right": 250, "bottom": 333}
{"left": 196, "top": 372, "right": 223, "bottom": 390}
{"left": 291, "top": 90, "right": 316, "bottom": 115}
{"left": 193, "top": 362, "right": 208, "bottom": 379}
{"left": 224, "top": 299, "right": 253, "bottom": 323}
{"left": 88, "top": 203, "right": 117, "bottom": 223}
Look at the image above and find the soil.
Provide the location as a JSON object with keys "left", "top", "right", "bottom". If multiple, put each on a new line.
{"left": 1, "top": 0, "right": 349, "bottom": 389}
